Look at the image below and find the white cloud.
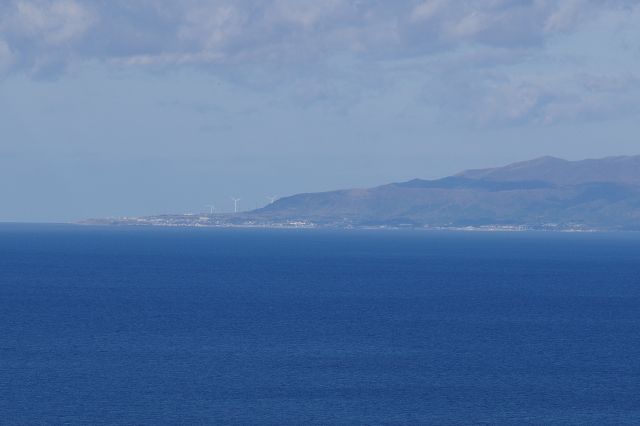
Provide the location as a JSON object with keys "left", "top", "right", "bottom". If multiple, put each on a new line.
{"left": 269, "top": 0, "right": 346, "bottom": 28}
{"left": 543, "top": 0, "right": 591, "bottom": 33}
{"left": 0, "top": 0, "right": 626, "bottom": 69}
{"left": 0, "top": 0, "right": 94, "bottom": 75}
{"left": 0, "top": 0, "right": 638, "bottom": 125}
{"left": 429, "top": 70, "right": 640, "bottom": 126}
{"left": 411, "top": 0, "right": 445, "bottom": 22}
{"left": 0, "top": 0, "right": 627, "bottom": 70}
{"left": 0, "top": 40, "right": 13, "bottom": 71}
{"left": 4, "top": 0, "right": 94, "bottom": 45}
{"left": 178, "top": 4, "right": 244, "bottom": 52}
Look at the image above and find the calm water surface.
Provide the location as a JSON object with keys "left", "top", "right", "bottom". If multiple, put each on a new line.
{"left": 1, "top": 224, "right": 640, "bottom": 424}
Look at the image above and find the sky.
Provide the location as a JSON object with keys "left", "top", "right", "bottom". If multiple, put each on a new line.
{"left": 1, "top": 0, "right": 640, "bottom": 222}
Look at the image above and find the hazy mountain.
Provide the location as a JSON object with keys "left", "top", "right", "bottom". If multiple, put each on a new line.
{"left": 85, "top": 155, "right": 640, "bottom": 230}
{"left": 457, "top": 155, "right": 640, "bottom": 185}
{"left": 246, "top": 156, "right": 640, "bottom": 230}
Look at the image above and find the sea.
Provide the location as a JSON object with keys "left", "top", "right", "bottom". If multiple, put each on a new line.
{"left": 1, "top": 224, "right": 640, "bottom": 425}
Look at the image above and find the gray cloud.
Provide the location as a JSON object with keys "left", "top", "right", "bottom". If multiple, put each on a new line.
{"left": 429, "top": 70, "right": 640, "bottom": 126}
{"left": 1, "top": 0, "right": 638, "bottom": 124}
{"left": 0, "top": 39, "right": 13, "bottom": 71}
{"left": 0, "top": 0, "right": 629, "bottom": 72}
{"left": 2, "top": 0, "right": 93, "bottom": 45}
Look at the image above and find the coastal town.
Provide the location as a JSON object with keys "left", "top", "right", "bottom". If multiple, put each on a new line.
{"left": 81, "top": 213, "right": 600, "bottom": 232}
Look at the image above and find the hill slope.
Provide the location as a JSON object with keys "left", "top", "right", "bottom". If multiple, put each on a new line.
{"left": 247, "top": 156, "right": 640, "bottom": 230}
{"left": 457, "top": 155, "right": 640, "bottom": 185}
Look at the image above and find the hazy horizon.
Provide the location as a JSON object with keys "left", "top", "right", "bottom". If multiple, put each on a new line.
{"left": 2, "top": 1, "right": 640, "bottom": 221}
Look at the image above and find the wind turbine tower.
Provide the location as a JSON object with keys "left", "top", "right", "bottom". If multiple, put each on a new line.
{"left": 231, "top": 197, "right": 241, "bottom": 213}
{"left": 206, "top": 204, "right": 216, "bottom": 214}
{"left": 266, "top": 195, "right": 277, "bottom": 205}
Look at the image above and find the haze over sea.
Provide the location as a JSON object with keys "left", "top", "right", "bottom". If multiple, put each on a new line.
{"left": 2, "top": 224, "right": 640, "bottom": 424}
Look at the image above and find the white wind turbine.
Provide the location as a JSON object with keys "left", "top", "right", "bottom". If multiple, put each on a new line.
{"left": 206, "top": 204, "right": 216, "bottom": 214}
{"left": 231, "top": 197, "right": 241, "bottom": 213}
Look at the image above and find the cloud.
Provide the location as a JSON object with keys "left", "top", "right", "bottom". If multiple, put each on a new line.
{"left": 0, "top": 0, "right": 94, "bottom": 75}
{"left": 0, "top": 0, "right": 638, "bottom": 125}
{"left": 9, "top": 0, "right": 93, "bottom": 45}
{"left": 429, "top": 70, "right": 640, "bottom": 126}
{"left": 0, "top": 39, "right": 13, "bottom": 71}
{"left": 0, "top": 0, "right": 623, "bottom": 72}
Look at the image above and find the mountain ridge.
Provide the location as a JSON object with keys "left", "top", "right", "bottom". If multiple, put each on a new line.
{"left": 456, "top": 155, "right": 640, "bottom": 185}
{"left": 84, "top": 155, "right": 640, "bottom": 231}
{"left": 248, "top": 155, "right": 640, "bottom": 229}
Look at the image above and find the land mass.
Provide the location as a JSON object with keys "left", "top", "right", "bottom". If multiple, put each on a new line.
{"left": 82, "top": 155, "right": 640, "bottom": 231}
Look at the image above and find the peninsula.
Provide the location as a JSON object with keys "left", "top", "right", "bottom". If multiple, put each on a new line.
{"left": 82, "top": 155, "right": 640, "bottom": 231}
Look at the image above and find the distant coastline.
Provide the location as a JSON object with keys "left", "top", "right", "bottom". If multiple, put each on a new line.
{"left": 81, "top": 155, "right": 640, "bottom": 232}
{"left": 78, "top": 216, "right": 606, "bottom": 233}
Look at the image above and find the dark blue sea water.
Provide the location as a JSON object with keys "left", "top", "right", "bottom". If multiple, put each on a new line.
{"left": 2, "top": 224, "right": 640, "bottom": 424}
